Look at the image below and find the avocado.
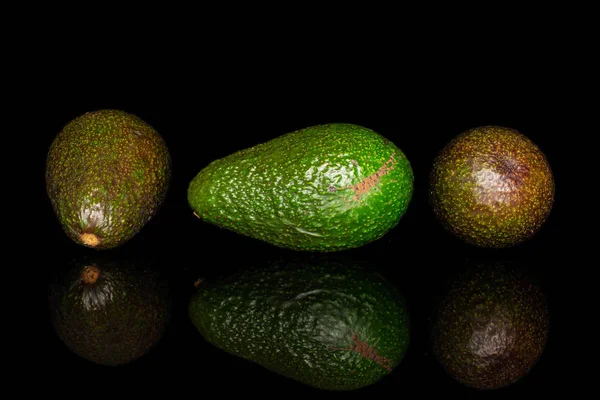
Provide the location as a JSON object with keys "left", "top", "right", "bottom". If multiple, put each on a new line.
{"left": 431, "top": 262, "right": 548, "bottom": 390}
{"left": 48, "top": 254, "right": 171, "bottom": 366}
{"left": 188, "top": 123, "right": 413, "bottom": 252}
{"left": 188, "top": 258, "right": 410, "bottom": 391}
{"left": 46, "top": 109, "right": 171, "bottom": 249}
{"left": 429, "top": 126, "right": 554, "bottom": 248}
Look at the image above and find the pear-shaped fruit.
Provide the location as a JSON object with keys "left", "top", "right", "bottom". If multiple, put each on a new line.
{"left": 188, "top": 123, "right": 413, "bottom": 252}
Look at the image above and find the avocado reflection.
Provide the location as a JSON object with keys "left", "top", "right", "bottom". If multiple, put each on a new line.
{"left": 430, "top": 260, "right": 548, "bottom": 390}
{"left": 48, "top": 252, "right": 171, "bottom": 366}
{"left": 188, "top": 254, "right": 410, "bottom": 391}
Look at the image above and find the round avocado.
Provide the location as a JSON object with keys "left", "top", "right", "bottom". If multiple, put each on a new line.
{"left": 429, "top": 126, "right": 554, "bottom": 248}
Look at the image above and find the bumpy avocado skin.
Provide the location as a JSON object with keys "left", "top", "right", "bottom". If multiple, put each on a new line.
{"left": 188, "top": 260, "right": 410, "bottom": 391}
{"left": 46, "top": 109, "right": 171, "bottom": 249}
{"left": 431, "top": 263, "right": 549, "bottom": 390}
{"left": 187, "top": 123, "right": 413, "bottom": 252}
{"left": 48, "top": 257, "right": 171, "bottom": 366}
{"left": 429, "top": 126, "right": 554, "bottom": 248}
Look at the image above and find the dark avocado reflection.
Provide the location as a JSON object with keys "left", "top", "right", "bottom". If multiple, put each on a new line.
{"left": 428, "top": 126, "right": 555, "bottom": 248}
{"left": 431, "top": 260, "right": 549, "bottom": 390}
{"left": 48, "top": 253, "right": 171, "bottom": 366}
{"left": 188, "top": 255, "right": 410, "bottom": 391}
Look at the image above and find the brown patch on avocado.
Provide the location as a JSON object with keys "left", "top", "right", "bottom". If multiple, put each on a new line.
{"left": 343, "top": 153, "right": 396, "bottom": 202}
{"left": 329, "top": 330, "right": 393, "bottom": 371}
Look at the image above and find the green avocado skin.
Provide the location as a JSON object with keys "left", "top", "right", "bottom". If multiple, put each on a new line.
{"left": 187, "top": 123, "right": 413, "bottom": 251}
{"left": 188, "top": 261, "right": 410, "bottom": 391}
{"left": 48, "top": 258, "right": 170, "bottom": 366}
{"left": 46, "top": 109, "right": 171, "bottom": 249}
{"left": 429, "top": 126, "right": 554, "bottom": 248}
{"left": 431, "top": 264, "right": 548, "bottom": 390}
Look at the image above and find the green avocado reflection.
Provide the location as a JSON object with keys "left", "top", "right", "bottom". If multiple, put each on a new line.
{"left": 188, "top": 255, "right": 410, "bottom": 391}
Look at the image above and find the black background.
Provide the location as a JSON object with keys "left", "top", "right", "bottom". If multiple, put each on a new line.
{"left": 28, "top": 42, "right": 585, "bottom": 397}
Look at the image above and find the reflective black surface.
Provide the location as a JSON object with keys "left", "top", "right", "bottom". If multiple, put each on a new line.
{"left": 30, "top": 70, "right": 576, "bottom": 397}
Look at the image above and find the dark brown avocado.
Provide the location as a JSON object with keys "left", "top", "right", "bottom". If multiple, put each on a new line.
{"left": 429, "top": 126, "right": 554, "bottom": 248}
{"left": 45, "top": 109, "right": 171, "bottom": 249}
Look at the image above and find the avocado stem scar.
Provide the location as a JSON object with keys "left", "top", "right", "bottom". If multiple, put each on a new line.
{"left": 80, "top": 233, "right": 100, "bottom": 247}
{"left": 193, "top": 211, "right": 200, "bottom": 218}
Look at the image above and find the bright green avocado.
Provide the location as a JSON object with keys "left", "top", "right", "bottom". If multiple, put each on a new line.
{"left": 188, "top": 258, "right": 410, "bottom": 391}
{"left": 187, "top": 123, "right": 414, "bottom": 252}
{"left": 46, "top": 110, "right": 171, "bottom": 249}
{"left": 429, "top": 126, "right": 554, "bottom": 248}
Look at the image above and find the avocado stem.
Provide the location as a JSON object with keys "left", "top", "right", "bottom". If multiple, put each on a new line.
{"left": 80, "top": 233, "right": 100, "bottom": 247}
{"left": 82, "top": 265, "right": 100, "bottom": 284}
